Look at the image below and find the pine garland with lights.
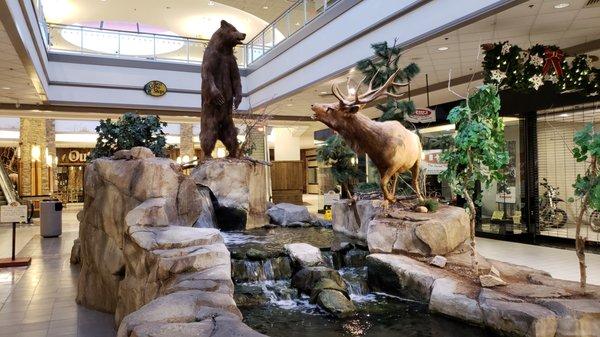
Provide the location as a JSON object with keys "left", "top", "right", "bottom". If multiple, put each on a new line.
{"left": 482, "top": 42, "right": 599, "bottom": 96}
{"left": 356, "top": 41, "right": 420, "bottom": 122}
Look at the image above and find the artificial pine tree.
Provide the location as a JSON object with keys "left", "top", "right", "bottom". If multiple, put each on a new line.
{"left": 355, "top": 41, "right": 420, "bottom": 122}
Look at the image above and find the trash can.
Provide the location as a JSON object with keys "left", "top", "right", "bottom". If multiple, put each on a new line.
{"left": 40, "top": 200, "right": 63, "bottom": 238}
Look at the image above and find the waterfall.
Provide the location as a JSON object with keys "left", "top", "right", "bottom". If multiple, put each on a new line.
{"left": 194, "top": 185, "right": 218, "bottom": 228}
{"left": 232, "top": 257, "right": 292, "bottom": 282}
{"left": 339, "top": 267, "right": 373, "bottom": 302}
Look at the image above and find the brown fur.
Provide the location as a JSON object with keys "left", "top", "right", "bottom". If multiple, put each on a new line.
{"left": 311, "top": 101, "right": 423, "bottom": 203}
{"left": 200, "top": 20, "right": 246, "bottom": 159}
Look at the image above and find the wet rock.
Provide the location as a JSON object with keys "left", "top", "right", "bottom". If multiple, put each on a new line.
{"left": 366, "top": 254, "right": 448, "bottom": 301}
{"left": 245, "top": 248, "right": 270, "bottom": 261}
{"left": 291, "top": 266, "right": 345, "bottom": 295}
{"left": 429, "top": 255, "right": 447, "bottom": 268}
{"left": 332, "top": 199, "right": 381, "bottom": 240}
{"left": 480, "top": 274, "right": 507, "bottom": 288}
{"left": 70, "top": 238, "right": 80, "bottom": 264}
{"left": 232, "top": 257, "right": 292, "bottom": 282}
{"left": 284, "top": 243, "right": 324, "bottom": 268}
{"left": 429, "top": 277, "right": 483, "bottom": 325}
{"left": 342, "top": 248, "right": 369, "bottom": 268}
{"left": 267, "top": 203, "right": 312, "bottom": 226}
{"left": 191, "top": 159, "right": 269, "bottom": 230}
{"left": 234, "top": 284, "right": 269, "bottom": 307}
{"left": 315, "top": 289, "right": 356, "bottom": 318}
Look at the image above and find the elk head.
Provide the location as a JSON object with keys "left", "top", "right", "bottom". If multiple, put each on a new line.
{"left": 311, "top": 67, "right": 409, "bottom": 128}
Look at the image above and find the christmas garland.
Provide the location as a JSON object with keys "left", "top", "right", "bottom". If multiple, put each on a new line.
{"left": 481, "top": 42, "right": 599, "bottom": 96}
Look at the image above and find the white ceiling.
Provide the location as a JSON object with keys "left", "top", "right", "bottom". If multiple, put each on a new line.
{"left": 0, "top": 21, "right": 43, "bottom": 105}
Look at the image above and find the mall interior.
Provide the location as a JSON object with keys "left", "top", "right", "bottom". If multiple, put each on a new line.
{"left": 0, "top": 0, "right": 600, "bottom": 337}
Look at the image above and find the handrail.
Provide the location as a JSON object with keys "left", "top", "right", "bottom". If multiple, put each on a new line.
{"left": 0, "top": 163, "right": 18, "bottom": 205}
{"left": 40, "top": 0, "right": 342, "bottom": 68}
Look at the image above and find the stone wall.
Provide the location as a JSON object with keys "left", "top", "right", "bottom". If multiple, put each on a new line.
{"left": 179, "top": 123, "right": 195, "bottom": 159}
{"left": 19, "top": 118, "right": 53, "bottom": 195}
{"left": 191, "top": 159, "right": 268, "bottom": 229}
{"left": 74, "top": 147, "right": 265, "bottom": 336}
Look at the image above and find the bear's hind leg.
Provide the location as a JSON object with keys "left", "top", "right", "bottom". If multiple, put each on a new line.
{"left": 200, "top": 117, "right": 218, "bottom": 160}
{"left": 220, "top": 118, "right": 239, "bottom": 158}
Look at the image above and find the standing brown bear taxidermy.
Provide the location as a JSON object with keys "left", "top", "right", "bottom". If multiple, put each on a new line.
{"left": 200, "top": 20, "right": 246, "bottom": 159}
{"left": 311, "top": 68, "right": 423, "bottom": 204}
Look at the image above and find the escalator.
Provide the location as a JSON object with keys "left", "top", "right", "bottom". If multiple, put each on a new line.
{"left": 0, "top": 162, "right": 18, "bottom": 206}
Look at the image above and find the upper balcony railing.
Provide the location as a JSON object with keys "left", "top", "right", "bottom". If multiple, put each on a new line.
{"left": 245, "top": 0, "right": 341, "bottom": 65}
{"left": 37, "top": 0, "right": 341, "bottom": 68}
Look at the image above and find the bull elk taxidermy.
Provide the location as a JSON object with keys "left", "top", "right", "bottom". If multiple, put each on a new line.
{"left": 310, "top": 68, "right": 423, "bottom": 203}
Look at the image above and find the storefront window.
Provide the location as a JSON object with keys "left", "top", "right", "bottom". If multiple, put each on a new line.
{"left": 537, "top": 106, "right": 600, "bottom": 243}
{"left": 478, "top": 117, "right": 527, "bottom": 235}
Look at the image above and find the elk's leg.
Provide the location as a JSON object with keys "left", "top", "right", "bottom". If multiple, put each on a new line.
{"left": 411, "top": 161, "right": 424, "bottom": 201}
{"left": 380, "top": 172, "right": 396, "bottom": 204}
{"left": 390, "top": 172, "right": 399, "bottom": 198}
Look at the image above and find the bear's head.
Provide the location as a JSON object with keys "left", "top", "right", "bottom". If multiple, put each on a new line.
{"left": 211, "top": 20, "right": 246, "bottom": 49}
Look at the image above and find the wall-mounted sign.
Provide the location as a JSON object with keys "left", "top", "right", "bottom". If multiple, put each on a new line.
{"left": 323, "top": 190, "right": 340, "bottom": 206}
{"left": 406, "top": 108, "right": 436, "bottom": 123}
{"left": 421, "top": 149, "right": 447, "bottom": 175}
{"left": 144, "top": 80, "right": 167, "bottom": 97}
{"left": 58, "top": 149, "right": 91, "bottom": 164}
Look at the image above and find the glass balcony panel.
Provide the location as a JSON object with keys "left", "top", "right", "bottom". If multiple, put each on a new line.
{"left": 249, "top": 33, "right": 265, "bottom": 63}
{"left": 81, "top": 28, "right": 119, "bottom": 55}
{"left": 287, "top": 4, "right": 305, "bottom": 36}
{"left": 234, "top": 45, "right": 246, "bottom": 67}
{"left": 48, "top": 25, "right": 81, "bottom": 53}
{"left": 305, "top": 0, "right": 323, "bottom": 23}
{"left": 117, "top": 32, "right": 156, "bottom": 60}
{"left": 273, "top": 17, "right": 289, "bottom": 45}
{"left": 189, "top": 40, "right": 207, "bottom": 63}
{"left": 154, "top": 35, "right": 189, "bottom": 62}
{"left": 263, "top": 26, "right": 274, "bottom": 52}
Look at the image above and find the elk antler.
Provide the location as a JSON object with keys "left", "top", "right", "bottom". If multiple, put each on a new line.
{"left": 331, "top": 67, "right": 409, "bottom": 107}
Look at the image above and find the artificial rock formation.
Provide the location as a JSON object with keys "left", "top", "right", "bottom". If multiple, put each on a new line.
{"left": 74, "top": 147, "right": 263, "bottom": 337}
{"left": 191, "top": 158, "right": 268, "bottom": 230}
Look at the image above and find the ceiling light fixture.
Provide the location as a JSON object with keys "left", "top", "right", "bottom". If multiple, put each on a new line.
{"left": 263, "top": 5, "right": 269, "bottom": 9}
{"left": 553, "top": 3, "right": 570, "bottom": 8}
{"left": 558, "top": 113, "right": 570, "bottom": 117}
{"left": 1, "top": 87, "right": 10, "bottom": 90}
{"left": 437, "top": 46, "right": 449, "bottom": 51}
{"left": 208, "top": 1, "right": 215, "bottom": 6}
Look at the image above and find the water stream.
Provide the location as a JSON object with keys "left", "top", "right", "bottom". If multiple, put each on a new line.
{"left": 225, "top": 227, "right": 497, "bottom": 337}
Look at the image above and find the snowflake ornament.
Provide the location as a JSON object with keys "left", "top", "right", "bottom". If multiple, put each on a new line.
{"left": 491, "top": 70, "right": 507, "bottom": 82}
{"left": 529, "top": 55, "right": 544, "bottom": 67}
{"left": 546, "top": 74, "right": 559, "bottom": 84}
{"left": 501, "top": 43, "right": 512, "bottom": 55}
{"left": 520, "top": 51, "right": 529, "bottom": 60}
{"left": 529, "top": 74, "right": 544, "bottom": 90}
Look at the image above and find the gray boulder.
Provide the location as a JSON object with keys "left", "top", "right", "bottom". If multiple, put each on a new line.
{"left": 284, "top": 243, "right": 324, "bottom": 268}
{"left": 291, "top": 266, "right": 345, "bottom": 294}
{"left": 267, "top": 203, "right": 312, "bottom": 226}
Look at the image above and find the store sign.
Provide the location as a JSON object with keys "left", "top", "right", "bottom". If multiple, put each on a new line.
{"left": 1, "top": 204, "right": 27, "bottom": 223}
{"left": 406, "top": 108, "right": 436, "bottom": 123}
{"left": 58, "top": 149, "right": 91, "bottom": 164}
{"left": 144, "top": 80, "right": 167, "bottom": 97}
{"left": 421, "top": 149, "right": 447, "bottom": 175}
{"left": 323, "top": 190, "right": 340, "bottom": 206}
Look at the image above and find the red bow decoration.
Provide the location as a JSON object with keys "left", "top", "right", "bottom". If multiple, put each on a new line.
{"left": 542, "top": 48, "right": 564, "bottom": 77}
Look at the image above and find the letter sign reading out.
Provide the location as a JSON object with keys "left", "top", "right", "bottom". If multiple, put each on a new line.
{"left": 1, "top": 205, "right": 27, "bottom": 223}
{"left": 144, "top": 80, "right": 168, "bottom": 97}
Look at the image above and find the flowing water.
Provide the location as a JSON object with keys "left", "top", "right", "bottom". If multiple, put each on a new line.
{"left": 226, "top": 227, "right": 497, "bottom": 337}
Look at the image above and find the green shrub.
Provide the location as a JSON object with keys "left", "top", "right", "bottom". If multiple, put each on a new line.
{"left": 89, "top": 113, "right": 168, "bottom": 159}
{"left": 418, "top": 198, "right": 439, "bottom": 212}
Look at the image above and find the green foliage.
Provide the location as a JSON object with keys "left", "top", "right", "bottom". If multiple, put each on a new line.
{"left": 418, "top": 198, "right": 440, "bottom": 212}
{"left": 90, "top": 113, "right": 168, "bottom": 159}
{"left": 422, "top": 134, "right": 454, "bottom": 150}
{"left": 317, "top": 135, "right": 363, "bottom": 195}
{"left": 572, "top": 123, "right": 600, "bottom": 210}
{"left": 356, "top": 41, "right": 420, "bottom": 122}
{"left": 440, "top": 85, "right": 509, "bottom": 204}
{"left": 355, "top": 182, "right": 380, "bottom": 193}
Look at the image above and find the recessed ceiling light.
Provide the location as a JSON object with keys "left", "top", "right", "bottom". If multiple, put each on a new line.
{"left": 1, "top": 87, "right": 10, "bottom": 90}
{"left": 263, "top": 5, "right": 269, "bottom": 9}
{"left": 558, "top": 113, "right": 570, "bottom": 117}
{"left": 553, "top": 3, "right": 570, "bottom": 9}
{"left": 320, "top": 91, "right": 328, "bottom": 95}
{"left": 437, "top": 46, "right": 449, "bottom": 51}
{"left": 286, "top": 103, "right": 293, "bottom": 107}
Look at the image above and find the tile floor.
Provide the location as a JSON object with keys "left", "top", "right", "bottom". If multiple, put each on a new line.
{"left": 0, "top": 203, "right": 599, "bottom": 337}
{"left": 0, "top": 205, "right": 116, "bottom": 337}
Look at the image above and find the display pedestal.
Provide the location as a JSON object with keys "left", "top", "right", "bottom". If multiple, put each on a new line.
{"left": 0, "top": 222, "right": 32, "bottom": 268}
